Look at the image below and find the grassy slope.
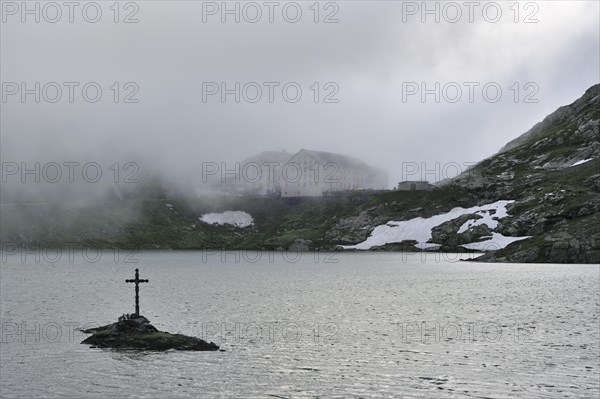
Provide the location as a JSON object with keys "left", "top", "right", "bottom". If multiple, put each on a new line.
{"left": 0, "top": 184, "right": 476, "bottom": 251}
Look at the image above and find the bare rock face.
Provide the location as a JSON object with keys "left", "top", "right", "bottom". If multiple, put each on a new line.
{"left": 370, "top": 240, "right": 420, "bottom": 251}
{"left": 327, "top": 209, "right": 387, "bottom": 245}
{"left": 110, "top": 315, "right": 158, "bottom": 334}
{"left": 81, "top": 315, "right": 220, "bottom": 351}
{"left": 288, "top": 238, "right": 312, "bottom": 251}
{"left": 499, "top": 84, "right": 600, "bottom": 154}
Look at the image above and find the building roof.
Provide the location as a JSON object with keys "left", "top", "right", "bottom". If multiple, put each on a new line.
{"left": 242, "top": 150, "right": 293, "bottom": 164}
{"left": 300, "top": 149, "right": 373, "bottom": 170}
{"left": 242, "top": 149, "right": 387, "bottom": 179}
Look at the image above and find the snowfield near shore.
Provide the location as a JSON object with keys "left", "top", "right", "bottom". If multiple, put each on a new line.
{"left": 461, "top": 232, "right": 530, "bottom": 250}
{"left": 342, "top": 200, "right": 530, "bottom": 251}
{"left": 199, "top": 211, "right": 254, "bottom": 228}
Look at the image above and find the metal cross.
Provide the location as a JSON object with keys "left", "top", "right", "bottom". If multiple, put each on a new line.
{"left": 125, "top": 268, "right": 149, "bottom": 316}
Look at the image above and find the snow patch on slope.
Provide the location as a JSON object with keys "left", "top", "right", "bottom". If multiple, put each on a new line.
{"left": 199, "top": 211, "right": 254, "bottom": 228}
{"left": 570, "top": 158, "right": 593, "bottom": 167}
{"left": 461, "top": 233, "right": 530, "bottom": 250}
{"left": 457, "top": 205, "right": 510, "bottom": 233}
{"left": 342, "top": 200, "right": 530, "bottom": 251}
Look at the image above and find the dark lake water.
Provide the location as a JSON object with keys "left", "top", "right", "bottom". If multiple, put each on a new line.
{"left": 1, "top": 251, "right": 598, "bottom": 398}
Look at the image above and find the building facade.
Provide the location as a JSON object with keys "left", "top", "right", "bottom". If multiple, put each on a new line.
{"left": 240, "top": 150, "right": 292, "bottom": 196}
{"left": 280, "top": 149, "right": 388, "bottom": 197}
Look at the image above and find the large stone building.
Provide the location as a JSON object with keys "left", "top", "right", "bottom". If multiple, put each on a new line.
{"left": 242, "top": 149, "right": 387, "bottom": 197}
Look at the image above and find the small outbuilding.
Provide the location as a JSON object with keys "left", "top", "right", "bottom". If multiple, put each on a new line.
{"left": 396, "top": 181, "right": 434, "bottom": 191}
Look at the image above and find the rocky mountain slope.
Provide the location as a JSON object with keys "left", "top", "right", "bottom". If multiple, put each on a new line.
{"left": 331, "top": 83, "right": 599, "bottom": 263}
{"left": 1, "top": 84, "right": 598, "bottom": 263}
{"left": 450, "top": 83, "right": 600, "bottom": 262}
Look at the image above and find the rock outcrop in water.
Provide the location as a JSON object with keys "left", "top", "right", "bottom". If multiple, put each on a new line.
{"left": 81, "top": 315, "right": 220, "bottom": 351}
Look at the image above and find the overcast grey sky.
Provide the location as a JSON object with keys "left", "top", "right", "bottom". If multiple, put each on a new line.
{"left": 1, "top": 0, "right": 599, "bottom": 191}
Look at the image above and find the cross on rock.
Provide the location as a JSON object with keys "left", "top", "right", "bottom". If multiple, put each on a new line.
{"left": 125, "top": 268, "right": 149, "bottom": 316}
